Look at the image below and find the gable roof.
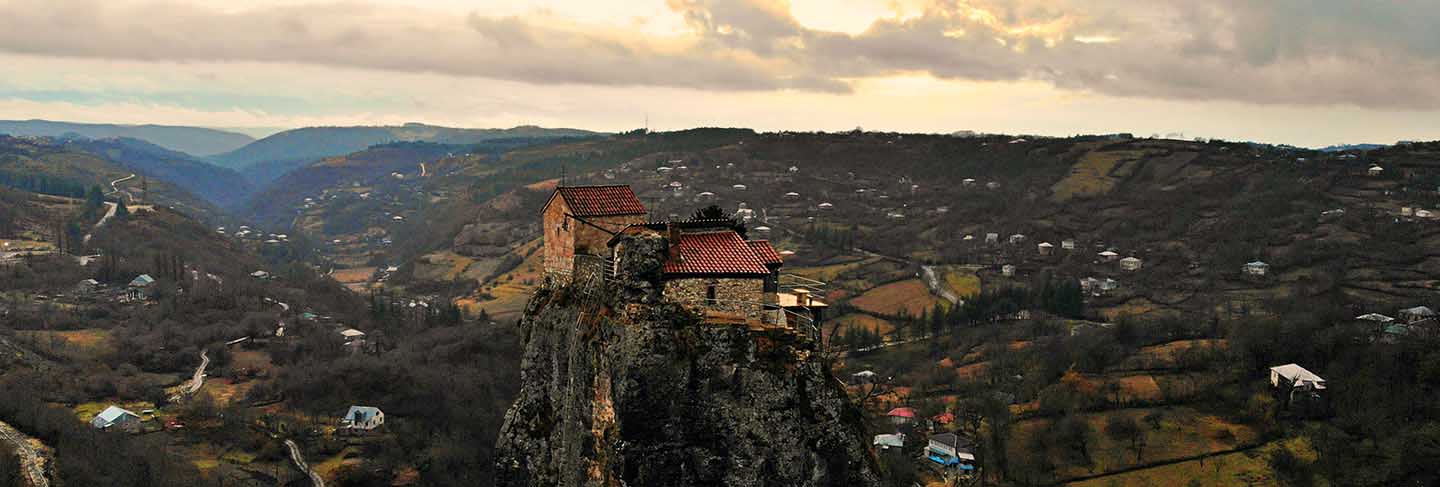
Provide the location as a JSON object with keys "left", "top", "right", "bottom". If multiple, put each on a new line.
{"left": 547, "top": 185, "right": 647, "bottom": 217}
{"left": 129, "top": 274, "right": 155, "bottom": 287}
{"left": 346, "top": 406, "right": 382, "bottom": 422}
{"left": 746, "top": 240, "right": 784, "bottom": 267}
{"left": 1270, "top": 363, "right": 1325, "bottom": 388}
{"left": 663, "top": 231, "right": 770, "bottom": 276}
{"left": 95, "top": 405, "right": 139, "bottom": 423}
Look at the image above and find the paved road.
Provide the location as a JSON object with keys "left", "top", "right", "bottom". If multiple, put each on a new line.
{"left": 168, "top": 349, "right": 209, "bottom": 402}
{"left": 0, "top": 420, "right": 50, "bottom": 487}
{"left": 285, "top": 439, "right": 325, "bottom": 487}
{"left": 922, "top": 265, "right": 961, "bottom": 305}
{"left": 105, "top": 174, "right": 136, "bottom": 201}
{"left": 419, "top": 162, "right": 427, "bottom": 177}
{"left": 82, "top": 201, "right": 117, "bottom": 246}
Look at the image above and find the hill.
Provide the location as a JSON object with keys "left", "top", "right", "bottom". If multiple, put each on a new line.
{"left": 0, "top": 119, "right": 254, "bottom": 156}
{"left": 212, "top": 123, "right": 601, "bottom": 184}
{"left": 0, "top": 135, "right": 227, "bottom": 223}
{"left": 60, "top": 137, "right": 254, "bottom": 208}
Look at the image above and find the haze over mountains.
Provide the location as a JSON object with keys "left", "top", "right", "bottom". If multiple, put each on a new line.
{"left": 0, "top": 119, "right": 255, "bottom": 156}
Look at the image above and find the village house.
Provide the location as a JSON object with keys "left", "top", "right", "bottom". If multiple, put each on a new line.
{"left": 1269, "top": 363, "right": 1327, "bottom": 411}
{"left": 1001, "top": 264, "right": 1016, "bottom": 277}
{"left": 1243, "top": 260, "right": 1270, "bottom": 277}
{"left": 873, "top": 433, "right": 906, "bottom": 451}
{"left": 1120, "top": 256, "right": 1143, "bottom": 271}
{"left": 926, "top": 432, "right": 978, "bottom": 472}
{"left": 339, "top": 328, "right": 367, "bottom": 352}
{"left": 75, "top": 278, "right": 101, "bottom": 295}
{"left": 127, "top": 274, "right": 156, "bottom": 300}
{"left": 341, "top": 406, "right": 385, "bottom": 431}
{"left": 1008, "top": 234, "right": 1027, "bottom": 245}
{"left": 1097, "top": 251, "right": 1119, "bottom": 262}
{"left": 887, "top": 407, "right": 918, "bottom": 426}
{"left": 1037, "top": 242, "right": 1054, "bottom": 255}
{"left": 1368, "top": 165, "right": 1384, "bottom": 176}
{"left": 91, "top": 405, "right": 142, "bottom": 431}
{"left": 1399, "top": 306, "right": 1437, "bottom": 325}
{"left": 985, "top": 233, "right": 1000, "bottom": 245}
{"left": 542, "top": 185, "right": 649, "bottom": 279}
{"left": 1061, "top": 239, "right": 1076, "bottom": 250}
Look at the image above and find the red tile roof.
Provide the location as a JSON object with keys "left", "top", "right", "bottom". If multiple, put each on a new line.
{"left": 746, "top": 240, "right": 783, "bottom": 266}
{"left": 663, "top": 231, "right": 771, "bottom": 276}
{"left": 553, "top": 185, "right": 647, "bottom": 217}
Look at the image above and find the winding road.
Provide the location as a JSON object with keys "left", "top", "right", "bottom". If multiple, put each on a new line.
{"left": 0, "top": 420, "right": 50, "bottom": 487}
{"left": 168, "top": 349, "right": 209, "bottom": 402}
{"left": 81, "top": 201, "right": 117, "bottom": 246}
{"left": 285, "top": 439, "right": 325, "bottom": 487}
{"left": 105, "top": 174, "right": 135, "bottom": 200}
{"left": 419, "top": 162, "right": 427, "bottom": 177}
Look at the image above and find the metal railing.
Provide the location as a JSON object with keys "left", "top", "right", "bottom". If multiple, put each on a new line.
{"left": 669, "top": 296, "right": 821, "bottom": 338}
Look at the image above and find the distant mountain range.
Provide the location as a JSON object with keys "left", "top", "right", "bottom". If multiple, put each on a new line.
{"left": 211, "top": 123, "right": 601, "bottom": 178}
{"left": 0, "top": 119, "right": 254, "bottom": 156}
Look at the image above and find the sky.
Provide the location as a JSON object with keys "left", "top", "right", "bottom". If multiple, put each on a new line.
{"left": 1, "top": 0, "right": 1438, "bottom": 146}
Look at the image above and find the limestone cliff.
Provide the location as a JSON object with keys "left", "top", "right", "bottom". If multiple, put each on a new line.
{"left": 494, "top": 235, "right": 880, "bottom": 486}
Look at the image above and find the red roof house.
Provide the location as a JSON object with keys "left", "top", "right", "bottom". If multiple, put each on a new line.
{"left": 542, "top": 185, "right": 648, "bottom": 277}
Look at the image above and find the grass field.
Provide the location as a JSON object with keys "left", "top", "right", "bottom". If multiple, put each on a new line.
{"left": 833, "top": 313, "right": 896, "bottom": 336}
{"left": 1008, "top": 406, "right": 1261, "bottom": 481}
{"left": 788, "top": 256, "right": 877, "bottom": 283}
{"left": 942, "top": 266, "right": 983, "bottom": 298}
{"left": 16, "top": 329, "right": 115, "bottom": 360}
{"left": 330, "top": 267, "right": 375, "bottom": 292}
{"left": 1114, "top": 339, "right": 1228, "bottom": 371}
{"left": 413, "top": 250, "right": 478, "bottom": 281}
{"left": 1068, "top": 437, "right": 1316, "bottom": 487}
{"left": 0, "top": 239, "right": 55, "bottom": 251}
{"left": 1052, "top": 150, "right": 1144, "bottom": 202}
{"left": 849, "top": 279, "right": 941, "bottom": 317}
{"left": 463, "top": 239, "right": 543, "bottom": 321}
{"left": 74, "top": 400, "right": 155, "bottom": 422}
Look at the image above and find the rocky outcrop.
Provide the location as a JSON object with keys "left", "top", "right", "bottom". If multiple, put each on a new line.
{"left": 495, "top": 234, "right": 879, "bottom": 487}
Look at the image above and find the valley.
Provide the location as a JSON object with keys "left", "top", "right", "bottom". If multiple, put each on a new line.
{"left": 1, "top": 124, "right": 1439, "bottom": 486}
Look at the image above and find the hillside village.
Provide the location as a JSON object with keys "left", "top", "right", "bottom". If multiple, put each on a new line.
{"left": 1, "top": 127, "right": 1440, "bottom": 486}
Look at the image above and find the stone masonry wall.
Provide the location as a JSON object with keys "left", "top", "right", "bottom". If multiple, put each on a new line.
{"left": 663, "top": 277, "right": 765, "bottom": 320}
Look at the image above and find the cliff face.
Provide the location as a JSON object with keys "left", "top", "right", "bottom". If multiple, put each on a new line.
{"left": 495, "top": 235, "right": 880, "bottom": 487}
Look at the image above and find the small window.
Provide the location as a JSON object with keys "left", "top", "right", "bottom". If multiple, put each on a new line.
{"left": 561, "top": 216, "right": 569, "bottom": 231}
{"left": 706, "top": 284, "right": 718, "bottom": 304}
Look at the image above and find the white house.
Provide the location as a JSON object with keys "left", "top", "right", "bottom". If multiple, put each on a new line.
{"left": 341, "top": 406, "right": 385, "bottom": 430}
{"left": 1008, "top": 234, "right": 1027, "bottom": 245}
{"left": 1037, "top": 242, "right": 1054, "bottom": 255}
{"left": 1001, "top": 264, "right": 1016, "bottom": 277}
{"left": 1270, "top": 364, "right": 1325, "bottom": 391}
{"left": 1097, "top": 251, "right": 1119, "bottom": 262}
{"left": 1368, "top": 165, "right": 1384, "bottom": 176}
{"left": 926, "top": 432, "right": 977, "bottom": 470}
{"left": 1120, "top": 257, "right": 1143, "bottom": 271}
{"left": 1243, "top": 261, "right": 1270, "bottom": 277}
{"left": 984, "top": 233, "right": 1000, "bottom": 245}
{"left": 1061, "top": 239, "right": 1076, "bottom": 250}
{"left": 1399, "top": 306, "right": 1437, "bottom": 324}
{"left": 817, "top": 202, "right": 834, "bottom": 210}
{"left": 873, "top": 433, "right": 906, "bottom": 450}
{"left": 91, "top": 405, "right": 142, "bottom": 430}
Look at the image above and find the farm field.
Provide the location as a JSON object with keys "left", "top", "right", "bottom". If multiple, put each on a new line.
{"left": 1052, "top": 149, "right": 1147, "bottom": 202}
{"left": 1007, "top": 407, "right": 1261, "bottom": 481}
{"left": 1067, "top": 438, "right": 1316, "bottom": 487}
{"left": 16, "top": 328, "right": 115, "bottom": 359}
{"left": 831, "top": 313, "right": 896, "bottom": 336}
{"left": 941, "top": 266, "right": 983, "bottom": 298}
{"left": 849, "top": 279, "right": 941, "bottom": 317}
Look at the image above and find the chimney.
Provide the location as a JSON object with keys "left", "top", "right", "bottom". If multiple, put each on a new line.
{"left": 794, "top": 288, "right": 811, "bottom": 307}
{"left": 667, "top": 223, "right": 682, "bottom": 264}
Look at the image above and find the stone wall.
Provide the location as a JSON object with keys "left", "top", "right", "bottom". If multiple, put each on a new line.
{"left": 664, "top": 277, "right": 765, "bottom": 320}
{"left": 543, "top": 197, "right": 644, "bottom": 276}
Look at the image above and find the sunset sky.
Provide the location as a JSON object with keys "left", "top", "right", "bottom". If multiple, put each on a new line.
{"left": 2, "top": 0, "right": 1437, "bottom": 146}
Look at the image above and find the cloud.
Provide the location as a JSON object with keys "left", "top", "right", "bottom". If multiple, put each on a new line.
{"left": 1, "top": 0, "right": 1439, "bottom": 108}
